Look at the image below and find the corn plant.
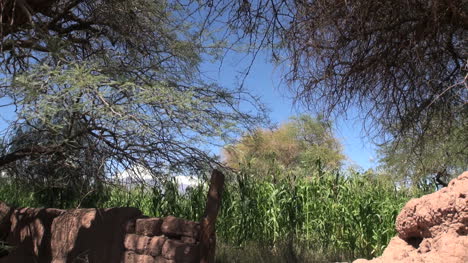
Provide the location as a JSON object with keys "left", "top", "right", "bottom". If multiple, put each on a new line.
{"left": 0, "top": 168, "right": 427, "bottom": 261}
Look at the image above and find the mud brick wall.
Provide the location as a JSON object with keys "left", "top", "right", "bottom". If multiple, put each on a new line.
{"left": 123, "top": 216, "right": 201, "bottom": 263}
{"left": 0, "top": 169, "right": 225, "bottom": 263}
{"left": 0, "top": 205, "right": 203, "bottom": 263}
{"left": 0, "top": 205, "right": 142, "bottom": 263}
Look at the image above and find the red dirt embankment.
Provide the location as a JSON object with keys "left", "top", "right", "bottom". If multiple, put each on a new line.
{"left": 354, "top": 171, "right": 468, "bottom": 263}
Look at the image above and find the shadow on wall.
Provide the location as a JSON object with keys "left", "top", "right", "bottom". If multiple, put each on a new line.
{"left": 0, "top": 170, "right": 225, "bottom": 263}
{"left": 6, "top": 207, "right": 62, "bottom": 262}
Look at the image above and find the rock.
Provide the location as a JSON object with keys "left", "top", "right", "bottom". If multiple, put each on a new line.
{"left": 354, "top": 171, "right": 468, "bottom": 263}
{"left": 0, "top": 204, "right": 206, "bottom": 263}
{"left": 1, "top": 207, "right": 64, "bottom": 263}
{"left": 0, "top": 202, "right": 13, "bottom": 240}
{"left": 122, "top": 251, "right": 156, "bottom": 263}
{"left": 161, "top": 239, "right": 199, "bottom": 263}
{"left": 136, "top": 218, "right": 164, "bottom": 236}
{"left": 124, "top": 234, "right": 153, "bottom": 254}
{"left": 147, "top": 236, "right": 167, "bottom": 257}
{"left": 0, "top": 206, "right": 141, "bottom": 263}
{"left": 180, "top": 236, "right": 197, "bottom": 244}
{"left": 50, "top": 207, "right": 142, "bottom": 262}
{"left": 125, "top": 219, "right": 137, "bottom": 234}
{"left": 161, "top": 216, "right": 200, "bottom": 238}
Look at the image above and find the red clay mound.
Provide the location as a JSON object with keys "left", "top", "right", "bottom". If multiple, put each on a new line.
{"left": 354, "top": 171, "right": 468, "bottom": 263}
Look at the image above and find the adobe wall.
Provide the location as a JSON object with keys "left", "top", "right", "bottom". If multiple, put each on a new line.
{"left": 0, "top": 170, "right": 225, "bottom": 263}
{"left": 124, "top": 216, "right": 201, "bottom": 263}
{"left": 0, "top": 204, "right": 203, "bottom": 263}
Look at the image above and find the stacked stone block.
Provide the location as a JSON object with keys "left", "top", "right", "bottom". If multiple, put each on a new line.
{"left": 0, "top": 170, "right": 226, "bottom": 263}
{"left": 123, "top": 216, "right": 201, "bottom": 263}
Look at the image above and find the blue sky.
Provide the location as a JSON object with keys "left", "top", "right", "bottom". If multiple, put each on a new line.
{"left": 201, "top": 51, "right": 378, "bottom": 170}
{"left": 0, "top": 51, "right": 378, "bottom": 171}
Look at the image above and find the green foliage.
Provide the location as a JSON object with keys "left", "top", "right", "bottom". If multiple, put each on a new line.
{"left": 378, "top": 117, "right": 468, "bottom": 187}
{"left": 101, "top": 179, "right": 208, "bottom": 221}
{"left": 0, "top": 0, "right": 266, "bottom": 186}
{"left": 222, "top": 0, "right": 467, "bottom": 153}
{"left": 2, "top": 0, "right": 209, "bottom": 75}
{"left": 0, "top": 241, "right": 13, "bottom": 258}
{"left": 223, "top": 115, "right": 344, "bottom": 178}
{"left": 0, "top": 168, "right": 422, "bottom": 261}
{"left": 1, "top": 116, "right": 109, "bottom": 208}
{"left": 215, "top": 168, "right": 416, "bottom": 259}
{"left": 0, "top": 176, "right": 109, "bottom": 208}
{"left": 215, "top": 239, "right": 352, "bottom": 263}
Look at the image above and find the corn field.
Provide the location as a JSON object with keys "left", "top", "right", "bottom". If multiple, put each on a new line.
{"left": 0, "top": 169, "right": 425, "bottom": 261}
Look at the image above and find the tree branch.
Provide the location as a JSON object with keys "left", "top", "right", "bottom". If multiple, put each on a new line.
{"left": 0, "top": 144, "right": 63, "bottom": 166}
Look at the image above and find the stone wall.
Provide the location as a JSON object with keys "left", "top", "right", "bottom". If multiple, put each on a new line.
{"left": 1, "top": 206, "right": 140, "bottom": 262}
{"left": 0, "top": 206, "right": 208, "bottom": 263}
{"left": 0, "top": 170, "right": 225, "bottom": 263}
{"left": 123, "top": 216, "right": 201, "bottom": 263}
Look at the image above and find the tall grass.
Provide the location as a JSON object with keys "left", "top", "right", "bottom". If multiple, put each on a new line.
{"left": 0, "top": 169, "right": 426, "bottom": 262}
{"left": 102, "top": 178, "right": 208, "bottom": 221}
{"left": 214, "top": 169, "right": 419, "bottom": 260}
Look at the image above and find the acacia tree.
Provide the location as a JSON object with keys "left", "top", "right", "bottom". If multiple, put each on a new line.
{"left": 223, "top": 115, "right": 344, "bottom": 179}
{"left": 3, "top": 119, "right": 108, "bottom": 207}
{"left": 1, "top": 0, "right": 466, "bottom": 184}
{"left": 378, "top": 117, "right": 467, "bottom": 188}
{"left": 224, "top": 0, "right": 467, "bottom": 138}
{"left": 220, "top": 0, "right": 467, "bottom": 182}
{"left": 0, "top": 0, "right": 266, "bottom": 188}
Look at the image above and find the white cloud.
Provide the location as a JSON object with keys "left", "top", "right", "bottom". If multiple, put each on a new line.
{"left": 116, "top": 165, "right": 204, "bottom": 192}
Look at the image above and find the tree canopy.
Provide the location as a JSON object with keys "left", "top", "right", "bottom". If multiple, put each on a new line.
{"left": 0, "top": 0, "right": 466, "bottom": 185}
{"left": 223, "top": 115, "right": 344, "bottom": 178}
{"left": 378, "top": 117, "right": 467, "bottom": 187}
{"left": 0, "top": 0, "right": 266, "bottom": 184}
{"left": 225, "top": 0, "right": 467, "bottom": 144}
{"left": 2, "top": 0, "right": 202, "bottom": 74}
{"left": 222, "top": 0, "right": 467, "bottom": 182}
